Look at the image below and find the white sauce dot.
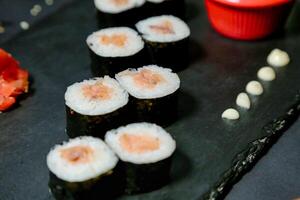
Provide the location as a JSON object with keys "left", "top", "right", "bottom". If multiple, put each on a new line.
{"left": 33, "top": 4, "right": 42, "bottom": 12}
{"left": 20, "top": 21, "right": 30, "bottom": 30}
{"left": 257, "top": 66, "right": 276, "bottom": 81}
{"left": 222, "top": 108, "right": 240, "bottom": 120}
{"left": 45, "top": 0, "right": 54, "bottom": 6}
{"left": 267, "top": 48, "right": 290, "bottom": 67}
{"left": 246, "top": 81, "right": 263, "bottom": 96}
{"left": 236, "top": 92, "right": 251, "bottom": 109}
{"left": 30, "top": 9, "right": 39, "bottom": 16}
{"left": 30, "top": 5, "right": 42, "bottom": 16}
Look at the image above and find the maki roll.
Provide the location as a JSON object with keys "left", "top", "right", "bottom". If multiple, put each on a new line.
{"left": 86, "top": 27, "right": 147, "bottom": 77}
{"left": 94, "top": 0, "right": 146, "bottom": 28}
{"left": 136, "top": 15, "right": 190, "bottom": 72}
{"left": 145, "top": 0, "right": 185, "bottom": 19}
{"left": 47, "top": 136, "right": 123, "bottom": 200}
{"left": 65, "top": 76, "right": 129, "bottom": 138}
{"left": 105, "top": 122, "right": 176, "bottom": 194}
{"left": 116, "top": 65, "right": 180, "bottom": 126}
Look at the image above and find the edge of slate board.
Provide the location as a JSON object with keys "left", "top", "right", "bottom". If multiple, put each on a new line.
{"left": 203, "top": 92, "right": 300, "bottom": 200}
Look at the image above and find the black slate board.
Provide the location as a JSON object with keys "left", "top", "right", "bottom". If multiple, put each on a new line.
{"left": 0, "top": 0, "right": 73, "bottom": 44}
{"left": 225, "top": 118, "right": 300, "bottom": 200}
{"left": 0, "top": 0, "right": 300, "bottom": 200}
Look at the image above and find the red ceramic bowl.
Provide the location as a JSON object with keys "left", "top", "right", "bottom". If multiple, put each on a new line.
{"left": 205, "top": 0, "right": 295, "bottom": 40}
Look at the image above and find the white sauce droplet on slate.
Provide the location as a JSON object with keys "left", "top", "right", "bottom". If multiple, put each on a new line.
{"left": 257, "top": 66, "right": 276, "bottom": 81}
{"left": 246, "top": 81, "right": 263, "bottom": 96}
{"left": 222, "top": 108, "right": 240, "bottom": 120}
{"left": 20, "top": 21, "right": 30, "bottom": 30}
{"left": 30, "top": 4, "right": 42, "bottom": 16}
{"left": 267, "top": 48, "right": 290, "bottom": 67}
{"left": 236, "top": 92, "right": 251, "bottom": 109}
{"left": 45, "top": 0, "right": 54, "bottom": 6}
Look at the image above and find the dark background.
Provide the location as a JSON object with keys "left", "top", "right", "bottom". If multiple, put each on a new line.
{"left": 0, "top": 0, "right": 300, "bottom": 200}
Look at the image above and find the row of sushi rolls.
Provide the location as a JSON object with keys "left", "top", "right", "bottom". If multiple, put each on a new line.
{"left": 0, "top": 0, "right": 292, "bottom": 199}
{"left": 48, "top": 0, "right": 189, "bottom": 199}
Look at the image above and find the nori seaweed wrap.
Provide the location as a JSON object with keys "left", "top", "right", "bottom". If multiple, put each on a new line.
{"left": 86, "top": 27, "right": 148, "bottom": 77}
{"left": 47, "top": 137, "right": 124, "bottom": 200}
{"left": 116, "top": 65, "right": 180, "bottom": 126}
{"left": 94, "top": 0, "right": 147, "bottom": 28}
{"left": 131, "top": 92, "right": 178, "bottom": 126}
{"left": 136, "top": 15, "right": 190, "bottom": 72}
{"left": 105, "top": 122, "right": 176, "bottom": 194}
{"left": 65, "top": 76, "right": 129, "bottom": 138}
{"left": 121, "top": 157, "right": 172, "bottom": 194}
{"left": 66, "top": 105, "right": 129, "bottom": 138}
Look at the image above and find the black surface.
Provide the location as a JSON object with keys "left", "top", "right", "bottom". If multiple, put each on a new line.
{"left": 205, "top": 95, "right": 300, "bottom": 200}
{"left": 225, "top": 118, "right": 300, "bottom": 200}
{"left": 0, "top": 0, "right": 300, "bottom": 200}
{"left": 0, "top": 0, "right": 73, "bottom": 43}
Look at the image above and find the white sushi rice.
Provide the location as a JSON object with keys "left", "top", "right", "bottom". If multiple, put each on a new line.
{"left": 65, "top": 76, "right": 128, "bottom": 116}
{"left": 105, "top": 122, "right": 176, "bottom": 164}
{"left": 94, "top": 0, "right": 145, "bottom": 14}
{"left": 87, "top": 27, "right": 144, "bottom": 57}
{"left": 115, "top": 65, "right": 180, "bottom": 99}
{"left": 147, "top": 0, "right": 166, "bottom": 3}
{"left": 47, "top": 136, "right": 118, "bottom": 182}
{"left": 135, "top": 15, "right": 190, "bottom": 42}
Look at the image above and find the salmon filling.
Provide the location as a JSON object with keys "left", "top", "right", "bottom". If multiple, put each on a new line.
{"left": 111, "top": 0, "right": 129, "bottom": 6}
{"left": 82, "top": 82, "right": 112, "bottom": 100}
{"left": 100, "top": 34, "right": 128, "bottom": 47}
{"left": 120, "top": 133, "right": 160, "bottom": 153}
{"left": 149, "top": 21, "right": 174, "bottom": 34}
{"left": 133, "top": 69, "right": 165, "bottom": 89}
{"left": 60, "top": 146, "right": 94, "bottom": 164}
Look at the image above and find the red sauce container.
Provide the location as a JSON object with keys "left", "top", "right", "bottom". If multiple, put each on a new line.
{"left": 205, "top": 0, "right": 295, "bottom": 40}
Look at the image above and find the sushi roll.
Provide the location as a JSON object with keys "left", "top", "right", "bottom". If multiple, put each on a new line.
{"left": 116, "top": 65, "right": 180, "bottom": 126}
{"left": 105, "top": 122, "right": 176, "bottom": 194}
{"left": 145, "top": 0, "right": 185, "bottom": 19}
{"left": 94, "top": 0, "right": 146, "bottom": 28}
{"left": 65, "top": 76, "right": 129, "bottom": 138}
{"left": 86, "top": 27, "right": 147, "bottom": 77}
{"left": 47, "top": 136, "right": 123, "bottom": 200}
{"left": 136, "top": 15, "right": 190, "bottom": 72}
